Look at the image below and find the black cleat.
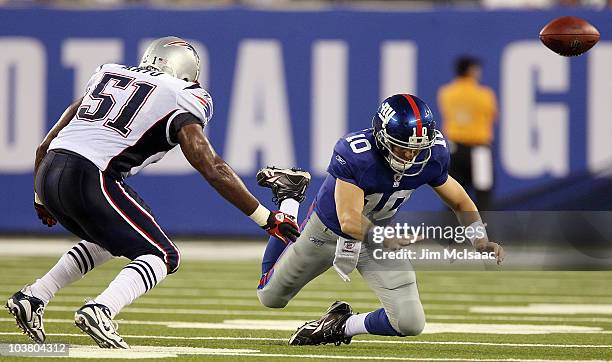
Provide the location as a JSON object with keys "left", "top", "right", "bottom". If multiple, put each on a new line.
{"left": 74, "top": 303, "right": 129, "bottom": 349}
{"left": 289, "top": 301, "right": 354, "bottom": 346}
{"left": 256, "top": 166, "right": 311, "bottom": 206}
{"left": 6, "top": 288, "right": 46, "bottom": 344}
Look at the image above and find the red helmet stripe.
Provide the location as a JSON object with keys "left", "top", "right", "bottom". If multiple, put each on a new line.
{"left": 402, "top": 94, "right": 422, "bottom": 136}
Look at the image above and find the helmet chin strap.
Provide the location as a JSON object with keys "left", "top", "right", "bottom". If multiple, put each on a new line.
{"left": 390, "top": 159, "right": 412, "bottom": 174}
{"left": 389, "top": 158, "right": 408, "bottom": 186}
{"left": 393, "top": 171, "right": 403, "bottom": 185}
{"left": 387, "top": 147, "right": 431, "bottom": 179}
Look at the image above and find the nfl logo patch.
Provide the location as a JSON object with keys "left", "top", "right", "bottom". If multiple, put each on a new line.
{"left": 342, "top": 241, "right": 355, "bottom": 252}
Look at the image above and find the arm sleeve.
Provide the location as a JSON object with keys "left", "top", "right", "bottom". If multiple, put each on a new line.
{"left": 167, "top": 112, "right": 203, "bottom": 145}
{"left": 177, "top": 84, "right": 213, "bottom": 127}
{"left": 327, "top": 139, "right": 362, "bottom": 186}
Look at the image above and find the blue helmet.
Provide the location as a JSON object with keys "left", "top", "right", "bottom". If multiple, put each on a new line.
{"left": 372, "top": 94, "right": 437, "bottom": 176}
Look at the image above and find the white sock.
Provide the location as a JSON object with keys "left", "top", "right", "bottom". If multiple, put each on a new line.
{"left": 94, "top": 255, "right": 167, "bottom": 318}
{"left": 28, "top": 241, "right": 114, "bottom": 304}
{"left": 344, "top": 312, "right": 370, "bottom": 337}
{"left": 280, "top": 198, "right": 300, "bottom": 219}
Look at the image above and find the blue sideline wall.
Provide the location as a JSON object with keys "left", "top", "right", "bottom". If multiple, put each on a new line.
{"left": 0, "top": 8, "right": 610, "bottom": 235}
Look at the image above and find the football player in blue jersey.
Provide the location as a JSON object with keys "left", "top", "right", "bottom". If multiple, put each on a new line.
{"left": 255, "top": 94, "right": 504, "bottom": 346}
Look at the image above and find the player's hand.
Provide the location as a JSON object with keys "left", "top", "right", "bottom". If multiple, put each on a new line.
{"left": 34, "top": 201, "right": 57, "bottom": 227}
{"left": 383, "top": 238, "right": 415, "bottom": 250}
{"left": 383, "top": 234, "right": 423, "bottom": 250}
{"left": 263, "top": 211, "right": 300, "bottom": 244}
{"left": 474, "top": 240, "right": 505, "bottom": 265}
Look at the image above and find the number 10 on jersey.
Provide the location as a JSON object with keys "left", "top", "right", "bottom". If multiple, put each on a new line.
{"left": 346, "top": 134, "right": 372, "bottom": 154}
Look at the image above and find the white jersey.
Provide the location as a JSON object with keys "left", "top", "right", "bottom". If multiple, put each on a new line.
{"left": 50, "top": 63, "right": 213, "bottom": 179}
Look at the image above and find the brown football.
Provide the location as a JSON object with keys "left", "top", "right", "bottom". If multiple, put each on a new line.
{"left": 539, "top": 16, "right": 600, "bottom": 56}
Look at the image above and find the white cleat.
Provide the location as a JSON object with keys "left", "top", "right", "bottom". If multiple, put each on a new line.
{"left": 74, "top": 303, "right": 129, "bottom": 349}
{"left": 5, "top": 287, "right": 46, "bottom": 344}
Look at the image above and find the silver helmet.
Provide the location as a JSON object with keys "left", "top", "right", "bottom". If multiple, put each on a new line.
{"left": 139, "top": 36, "right": 200, "bottom": 82}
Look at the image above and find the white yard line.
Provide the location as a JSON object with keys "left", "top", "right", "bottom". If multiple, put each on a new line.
{"left": 27, "top": 296, "right": 612, "bottom": 323}
{"left": 2, "top": 285, "right": 610, "bottom": 306}
{"left": 421, "top": 315, "right": 612, "bottom": 323}
{"left": 0, "top": 317, "right": 607, "bottom": 335}
{"left": 33, "top": 295, "right": 612, "bottom": 323}
{"left": 44, "top": 306, "right": 325, "bottom": 317}
{"left": 1, "top": 332, "right": 611, "bottom": 349}
{"left": 5, "top": 309, "right": 612, "bottom": 327}
{"left": 14, "top": 344, "right": 612, "bottom": 362}
{"left": 198, "top": 354, "right": 608, "bottom": 362}
{"left": 2, "top": 284, "right": 610, "bottom": 304}
{"left": 471, "top": 304, "right": 612, "bottom": 315}
{"left": 37, "top": 305, "right": 612, "bottom": 323}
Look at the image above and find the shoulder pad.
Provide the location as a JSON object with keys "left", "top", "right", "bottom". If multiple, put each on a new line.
{"left": 177, "top": 86, "right": 213, "bottom": 126}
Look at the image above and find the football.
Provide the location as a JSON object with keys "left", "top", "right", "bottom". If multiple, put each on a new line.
{"left": 539, "top": 16, "right": 600, "bottom": 56}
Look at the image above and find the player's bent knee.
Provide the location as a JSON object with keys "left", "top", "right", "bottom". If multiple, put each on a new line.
{"left": 165, "top": 248, "right": 181, "bottom": 274}
{"left": 397, "top": 317, "right": 425, "bottom": 336}
{"left": 257, "top": 289, "right": 288, "bottom": 309}
{"left": 395, "top": 309, "right": 426, "bottom": 336}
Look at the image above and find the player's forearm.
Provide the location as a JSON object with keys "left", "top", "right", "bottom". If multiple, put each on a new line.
{"left": 179, "top": 124, "right": 262, "bottom": 217}
{"left": 202, "top": 157, "right": 260, "bottom": 216}
{"left": 338, "top": 213, "right": 374, "bottom": 241}
{"left": 445, "top": 185, "right": 502, "bottom": 262}
{"left": 452, "top": 197, "right": 481, "bottom": 226}
{"left": 335, "top": 178, "right": 369, "bottom": 240}
{"left": 434, "top": 176, "right": 482, "bottom": 227}
{"left": 35, "top": 98, "right": 82, "bottom": 174}
{"left": 338, "top": 212, "right": 363, "bottom": 240}
{"left": 452, "top": 196, "right": 493, "bottom": 248}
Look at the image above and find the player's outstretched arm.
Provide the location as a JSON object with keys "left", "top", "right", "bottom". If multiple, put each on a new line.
{"left": 433, "top": 176, "right": 505, "bottom": 264}
{"left": 178, "top": 124, "right": 259, "bottom": 215}
{"left": 177, "top": 123, "right": 299, "bottom": 242}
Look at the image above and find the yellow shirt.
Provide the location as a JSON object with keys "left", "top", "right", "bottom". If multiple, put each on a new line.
{"left": 437, "top": 77, "right": 497, "bottom": 145}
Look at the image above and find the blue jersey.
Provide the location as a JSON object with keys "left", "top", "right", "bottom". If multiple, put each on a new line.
{"left": 313, "top": 128, "right": 450, "bottom": 239}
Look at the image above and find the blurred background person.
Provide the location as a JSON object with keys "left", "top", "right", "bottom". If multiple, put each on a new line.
{"left": 437, "top": 56, "right": 497, "bottom": 210}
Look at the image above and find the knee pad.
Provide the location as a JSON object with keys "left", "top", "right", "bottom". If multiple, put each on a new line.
{"left": 395, "top": 305, "right": 426, "bottom": 336}
{"left": 257, "top": 288, "right": 288, "bottom": 309}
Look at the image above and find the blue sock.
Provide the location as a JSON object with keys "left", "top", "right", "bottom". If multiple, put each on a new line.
{"left": 261, "top": 236, "right": 288, "bottom": 274}
{"left": 364, "top": 308, "right": 402, "bottom": 336}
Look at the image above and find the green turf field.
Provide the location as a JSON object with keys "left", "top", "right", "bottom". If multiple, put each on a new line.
{"left": 1, "top": 254, "right": 611, "bottom": 361}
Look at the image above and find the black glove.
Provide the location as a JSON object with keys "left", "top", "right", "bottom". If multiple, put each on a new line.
{"left": 262, "top": 211, "right": 300, "bottom": 244}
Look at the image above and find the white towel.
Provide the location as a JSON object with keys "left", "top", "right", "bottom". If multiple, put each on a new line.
{"left": 332, "top": 237, "right": 362, "bottom": 282}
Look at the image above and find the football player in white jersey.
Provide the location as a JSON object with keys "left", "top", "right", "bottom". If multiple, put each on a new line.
{"left": 5, "top": 36, "right": 299, "bottom": 349}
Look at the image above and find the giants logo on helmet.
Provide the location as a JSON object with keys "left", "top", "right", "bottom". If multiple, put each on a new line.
{"left": 378, "top": 102, "right": 396, "bottom": 127}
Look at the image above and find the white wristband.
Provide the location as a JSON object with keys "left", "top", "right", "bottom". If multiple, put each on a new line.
{"left": 468, "top": 220, "right": 488, "bottom": 246}
{"left": 34, "top": 192, "right": 43, "bottom": 205}
{"left": 249, "top": 204, "right": 271, "bottom": 227}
